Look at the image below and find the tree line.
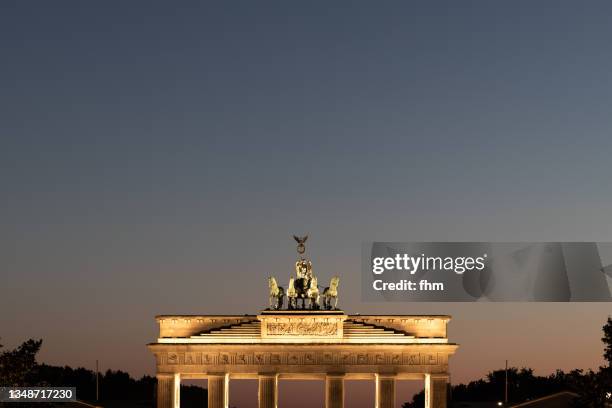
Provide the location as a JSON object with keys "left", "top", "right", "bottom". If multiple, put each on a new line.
{"left": 0, "top": 340, "right": 206, "bottom": 407}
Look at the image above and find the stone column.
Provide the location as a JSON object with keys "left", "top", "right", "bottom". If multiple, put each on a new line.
{"left": 425, "top": 374, "right": 449, "bottom": 408}
{"left": 208, "top": 373, "right": 229, "bottom": 408}
{"left": 156, "top": 373, "right": 180, "bottom": 408}
{"left": 325, "top": 374, "right": 344, "bottom": 408}
{"left": 258, "top": 374, "right": 278, "bottom": 408}
{"left": 375, "top": 374, "right": 395, "bottom": 408}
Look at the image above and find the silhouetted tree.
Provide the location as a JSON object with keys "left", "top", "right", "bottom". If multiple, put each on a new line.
{"left": 0, "top": 338, "right": 42, "bottom": 386}
{"left": 602, "top": 317, "right": 612, "bottom": 367}
{"left": 572, "top": 317, "right": 612, "bottom": 407}
{"left": 30, "top": 364, "right": 97, "bottom": 399}
{"left": 402, "top": 368, "right": 574, "bottom": 408}
{"left": 1, "top": 338, "right": 208, "bottom": 407}
{"left": 569, "top": 368, "right": 611, "bottom": 408}
{"left": 181, "top": 384, "right": 208, "bottom": 407}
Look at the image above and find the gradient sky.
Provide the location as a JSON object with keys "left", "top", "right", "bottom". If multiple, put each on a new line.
{"left": 2, "top": 1, "right": 612, "bottom": 407}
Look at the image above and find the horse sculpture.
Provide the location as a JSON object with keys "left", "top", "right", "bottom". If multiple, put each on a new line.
{"left": 307, "top": 276, "right": 320, "bottom": 310}
{"left": 268, "top": 276, "right": 285, "bottom": 310}
{"left": 322, "top": 276, "right": 340, "bottom": 310}
{"left": 287, "top": 277, "right": 297, "bottom": 309}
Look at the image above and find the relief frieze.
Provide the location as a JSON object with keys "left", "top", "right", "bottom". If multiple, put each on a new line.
{"left": 266, "top": 321, "right": 339, "bottom": 336}
{"left": 161, "top": 352, "right": 442, "bottom": 366}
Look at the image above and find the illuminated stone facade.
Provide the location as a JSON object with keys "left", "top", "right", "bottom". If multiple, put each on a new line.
{"left": 148, "top": 310, "right": 458, "bottom": 408}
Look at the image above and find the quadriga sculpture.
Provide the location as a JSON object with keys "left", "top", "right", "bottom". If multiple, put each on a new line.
{"left": 266, "top": 236, "right": 341, "bottom": 311}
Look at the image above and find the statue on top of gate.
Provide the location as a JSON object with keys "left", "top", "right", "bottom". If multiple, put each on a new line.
{"left": 267, "top": 235, "right": 340, "bottom": 311}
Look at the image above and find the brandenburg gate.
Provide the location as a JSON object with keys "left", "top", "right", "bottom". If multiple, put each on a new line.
{"left": 148, "top": 236, "right": 458, "bottom": 408}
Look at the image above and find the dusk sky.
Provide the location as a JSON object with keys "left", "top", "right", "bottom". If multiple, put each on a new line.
{"left": 2, "top": 2, "right": 612, "bottom": 407}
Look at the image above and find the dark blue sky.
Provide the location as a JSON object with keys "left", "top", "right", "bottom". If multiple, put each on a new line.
{"left": 2, "top": 2, "right": 612, "bottom": 405}
{"left": 3, "top": 2, "right": 612, "bottom": 220}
